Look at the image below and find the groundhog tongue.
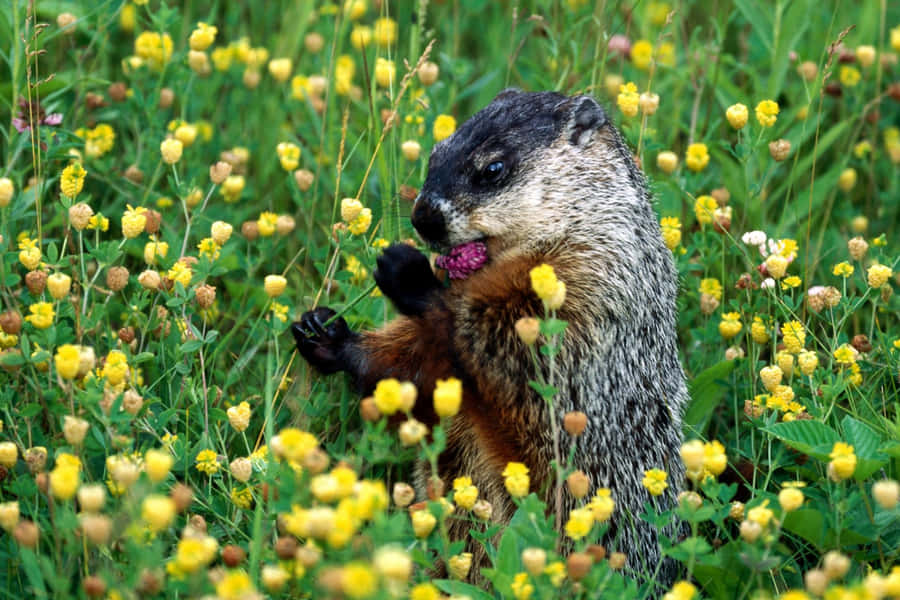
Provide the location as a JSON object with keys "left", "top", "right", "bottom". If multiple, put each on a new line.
{"left": 434, "top": 241, "right": 488, "bottom": 280}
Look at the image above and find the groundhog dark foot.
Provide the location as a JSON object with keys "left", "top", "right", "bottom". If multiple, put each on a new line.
{"left": 374, "top": 243, "right": 443, "bottom": 316}
{"left": 292, "top": 307, "right": 356, "bottom": 374}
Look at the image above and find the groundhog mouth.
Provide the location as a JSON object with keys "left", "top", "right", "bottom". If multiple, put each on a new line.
{"left": 434, "top": 240, "right": 488, "bottom": 280}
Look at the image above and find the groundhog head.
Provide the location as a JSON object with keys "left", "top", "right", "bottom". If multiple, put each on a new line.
{"left": 412, "top": 89, "right": 644, "bottom": 255}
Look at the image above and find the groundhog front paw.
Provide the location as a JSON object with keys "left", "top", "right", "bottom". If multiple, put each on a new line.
{"left": 292, "top": 307, "right": 355, "bottom": 374}
{"left": 374, "top": 243, "right": 442, "bottom": 316}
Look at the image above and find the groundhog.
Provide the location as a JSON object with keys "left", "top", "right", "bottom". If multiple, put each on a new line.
{"left": 293, "top": 89, "right": 687, "bottom": 588}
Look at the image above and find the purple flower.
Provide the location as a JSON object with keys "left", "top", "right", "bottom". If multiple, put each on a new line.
{"left": 12, "top": 98, "right": 63, "bottom": 133}
{"left": 435, "top": 241, "right": 488, "bottom": 280}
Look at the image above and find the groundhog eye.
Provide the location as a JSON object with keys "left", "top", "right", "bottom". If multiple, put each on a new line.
{"left": 479, "top": 160, "right": 505, "bottom": 184}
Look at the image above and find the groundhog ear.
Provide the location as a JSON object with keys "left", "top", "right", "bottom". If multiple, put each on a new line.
{"left": 562, "top": 96, "right": 607, "bottom": 146}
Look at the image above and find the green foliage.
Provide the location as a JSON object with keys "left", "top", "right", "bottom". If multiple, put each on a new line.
{"left": 0, "top": 0, "right": 899, "bottom": 599}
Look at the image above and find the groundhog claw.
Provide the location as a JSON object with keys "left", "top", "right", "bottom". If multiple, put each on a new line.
{"left": 292, "top": 307, "right": 352, "bottom": 374}
{"left": 374, "top": 244, "right": 442, "bottom": 316}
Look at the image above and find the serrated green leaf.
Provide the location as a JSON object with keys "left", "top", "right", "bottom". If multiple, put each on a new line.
{"left": 763, "top": 420, "right": 840, "bottom": 461}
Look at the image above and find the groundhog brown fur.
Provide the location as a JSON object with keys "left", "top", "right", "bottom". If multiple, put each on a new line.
{"left": 294, "top": 89, "right": 687, "bottom": 588}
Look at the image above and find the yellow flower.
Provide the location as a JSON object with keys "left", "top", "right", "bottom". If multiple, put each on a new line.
{"left": 718, "top": 312, "right": 742, "bottom": 340}
{"left": 373, "top": 546, "right": 412, "bottom": 582}
{"left": 839, "top": 66, "right": 860, "bottom": 87}
{"left": 341, "top": 562, "right": 376, "bottom": 599}
{"left": 350, "top": 25, "right": 372, "bottom": 49}
{"left": 142, "top": 495, "right": 176, "bottom": 532}
{"left": 617, "top": 82, "right": 640, "bottom": 117}
{"left": 657, "top": 151, "right": 679, "bottom": 173}
{"left": 797, "top": 350, "right": 818, "bottom": 375}
{"left": 159, "top": 138, "right": 183, "bottom": 165}
{"left": 685, "top": 143, "right": 709, "bottom": 172}
{"left": 291, "top": 74, "right": 311, "bottom": 99}
{"left": 197, "top": 237, "right": 220, "bottom": 261}
{"left": 829, "top": 442, "right": 857, "bottom": 480}
{"left": 529, "top": 263, "right": 562, "bottom": 304}
{"left": 54, "top": 344, "right": 81, "bottom": 379}
{"left": 778, "top": 487, "right": 804, "bottom": 512}
{"left": 750, "top": 316, "right": 771, "bottom": 344}
{"left": 410, "top": 583, "right": 441, "bottom": 600}
{"left": 867, "top": 264, "right": 892, "bottom": 288}
{"left": 833, "top": 343, "right": 858, "bottom": 365}
{"left": 755, "top": 100, "right": 779, "bottom": 127}
{"left": 275, "top": 428, "right": 318, "bottom": 462}
{"left": 374, "top": 57, "right": 395, "bottom": 88}
{"left": 781, "top": 321, "right": 805, "bottom": 354}
{"left": 189, "top": 21, "right": 217, "bottom": 51}
{"left": 564, "top": 507, "right": 595, "bottom": 540}
{"left": 631, "top": 40, "right": 653, "bottom": 70}
{"left": 511, "top": 572, "right": 534, "bottom": 600}
{"left": 0, "top": 177, "right": 14, "bottom": 206}
{"left": 49, "top": 465, "right": 80, "bottom": 500}
{"left": 267, "top": 58, "right": 292, "bottom": 82}
{"left": 195, "top": 449, "right": 219, "bottom": 474}
{"left": 433, "top": 114, "right": 457, "bottom": 142}
{"left": 348, "top": 208, "right": 372, "bottom": 235}
{"left": 276, "top": 142, "right": 301, "bottom": 171}
{"left": 698, "top": 278, "right": 722, "bottom": 301}
{"left": 101, "top": 350, "right": 129, "bottom": 386}
{"left": 433, "top": 377, "right": 462, "bottom": 418}
{"left": 503, "top": 462, "right": 530, "bottom": 498}
{"left": 221, "top": 174, "right": 245, "bottom": 202}
{"left": 411, "top": 509, "right": 437, "bottom": 538}
{"left": 134, "top": 31, "right": 173, "bottom": 69}
{"left": 216, "top": 571, "right": 256, "bottom": 600}
{"left": 143, "top": 239, "right": 169, "bottom": 265}
{"left": 372, "top": 378, "right": 405, "bottom": 415}
{"left": 373, "top": 17, "right": 398, "bottom": 47}
{"left": 264, "top": 275, "right": 287, "bottom": 298}
{"left": 452, "top": 476, "right": 479, "bottom": 510}
{"left": 664, "top": 581, "right": 697, "bottom": 600}
{"left": 257, "top": 211, "right": 278, "bottom": 237}
{"left": 167, "top": 261, "right": 192, "bottom": 288}
{"left": 726, "top": 103, "right": 748, "bottom": 129}
{"left": 589, "top": 488, "right": 615, "bottom": 522}
{"left": 231, "top": 486, "right": 253, "bottom": 509}
{"left": 145, "top": 448, "right": 173, "bottom": 482}
{"left": 660, "top": 216, "right": 681, "bottom": 250}
{"left": 764, "top": 254, "right": 788, "bottom": 279}
{"left": 121, "top": 204, "right": 147, "bottom": 239}
{"left": 227, "top": 401, "right": 251, "bottom": 432}
{"left": 270, "top": 302, "right": 289, "bottom": 323}
{"left": 87, "top": 213, "right": 109, "bottom": 231}
{"left": 172, "top": 535, "right": 218, "bottom": 575}
{"left": 830, "top": 261, "right": 853, "bottom": 277}
{"left": 25, "top": 302, "right": 55, "bottom": 330}
{"left": 747, "top": 500, "right": 774, "bottom": 528}
{"left": 642, "top": 468, "right": 668, "bottom": 496}
{"left": 60, "top": 162, "right": 87, "bottom": 198}
{"left": 694, "top": 195, "right": 717, "bottom": 225}
{"left": 781, "top": 275, "right": 801, "bottom": 290}
{"left": 838, "top": 168, "right": 857, "bottom": 192}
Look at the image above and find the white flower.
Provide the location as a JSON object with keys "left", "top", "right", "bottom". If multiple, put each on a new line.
{"left": 761, "top": 277, "right": 776, "bottom": 289}
{"left": 741, "top": 230, "right": 767, "bottom": 249}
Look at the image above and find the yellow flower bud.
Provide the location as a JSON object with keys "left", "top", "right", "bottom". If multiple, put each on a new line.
{"left": 263, "top": 275, "right": 287, "bottom": 298}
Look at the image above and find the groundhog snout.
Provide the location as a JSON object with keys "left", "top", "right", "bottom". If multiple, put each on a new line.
{"left": 411, "top": 198, "right": 447, "bottom": 244}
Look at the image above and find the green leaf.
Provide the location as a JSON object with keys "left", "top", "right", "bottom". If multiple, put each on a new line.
{"left": 763, "top": 420, "right": 841, "bottom": 461}
{"left": 433, "top": 581, "right": 494, "bottom": 600}
{"left": 539, "top": 318, "right": 568, "bottom": 337}
{"left": 782, "top": 508, "right": 825, "bottom": 549}
{"left": 180, "top": 339, "right": 203, "bottom": 354}
{"left": 684, "top": 360, "right": 736, "bottom": 434}
{"left": 732, "top": 0, "right": 774, "bottom": 53}
{"left": 841, "top": 416, "right": 882, "bottom": 459}
{"left": 666, "top": 536, "right": 713, "bottom": 561}
{"left": 842, "top": 416, "right": 888, "bottom": 479}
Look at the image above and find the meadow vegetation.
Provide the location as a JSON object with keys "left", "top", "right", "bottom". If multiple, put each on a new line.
{"left": 0, "top": 0, "right": 899, "bottom": 598}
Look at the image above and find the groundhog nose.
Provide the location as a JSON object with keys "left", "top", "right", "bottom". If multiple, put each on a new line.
{"left": 411, "top": 199, "right": 446, "bottom": 244}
